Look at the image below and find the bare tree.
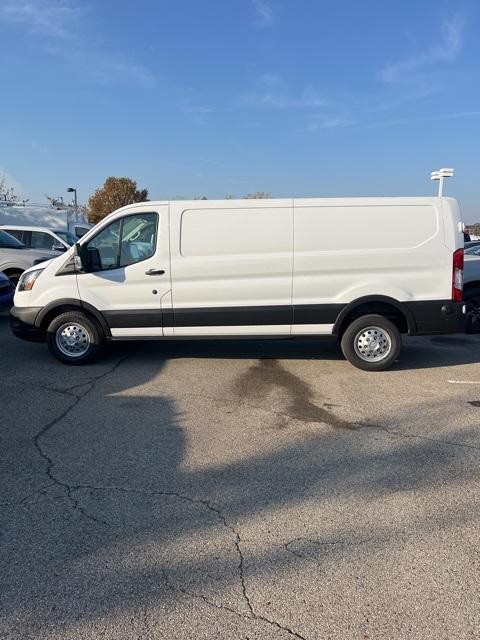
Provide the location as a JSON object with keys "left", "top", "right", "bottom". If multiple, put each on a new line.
{"left": 246, "top": 191, "right": 272, "bottom": 199}
{"left": 225, "top": 192, "right": 272, "bottom": 200}
{"left": 45, "top": 195, "right": 66, "bottom": 209}
{"left": 0, "top": 174, "right": 19, "bottom": 204}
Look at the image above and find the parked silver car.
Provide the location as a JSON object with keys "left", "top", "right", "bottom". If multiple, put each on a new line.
{"left": 0, "top": 225, "right": 77, "bottom": 252}
{"left": 0, "top": 229, "right": 57, "bottom": 287}
{"left": 464, "top": 245, "right": 480, "bottom": 332}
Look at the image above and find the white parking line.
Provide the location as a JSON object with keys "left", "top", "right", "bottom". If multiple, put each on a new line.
{"left": 448, "top": 380, "right": 480, "bottom": 385}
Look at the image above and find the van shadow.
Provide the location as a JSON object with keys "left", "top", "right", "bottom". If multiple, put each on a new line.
{"left": 115, "top": 333, "right": 480, "bottom": 370}
{"left": 2, "top": 340, "right": 480, "bottom": 636}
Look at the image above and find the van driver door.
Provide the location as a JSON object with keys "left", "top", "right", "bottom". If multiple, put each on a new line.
{"left": 77, "top": 205, "right": 172, "bottom": 338}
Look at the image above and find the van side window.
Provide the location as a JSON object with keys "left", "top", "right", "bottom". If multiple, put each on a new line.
{"left": 86, "top": 213, "right": 157, "bottom": 271}
{"left": 87, "top": 220, "right": 122, "bottom": 270}
{"left": 119, "top": 213, "right": 157, "bottom": 266}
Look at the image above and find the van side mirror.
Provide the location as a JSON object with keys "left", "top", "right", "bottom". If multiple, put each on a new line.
{"left": 52, "top": 242, "right": 66, "bottom": 252}
{"left": 75, "top": 242, "right": 101, "bottom": 272}
{"left": 76, "top": 242, "right": 102, "bottom": 272}
{"left": 75, "top": 242, "right": 87, "bottom": 271}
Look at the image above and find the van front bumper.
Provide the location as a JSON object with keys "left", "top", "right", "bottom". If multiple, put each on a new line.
{"left": 10, "top": 306, "right": 45, "bottom": 342}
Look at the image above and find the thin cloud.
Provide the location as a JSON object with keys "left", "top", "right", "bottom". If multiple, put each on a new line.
{"left": 243, "top": 92, "right": 328, "bottom": 108}
{"left": 180, "top": 101, "right": 214, "bottom": 124}
{"left": 306, "top": 116, "right": 354, "bottom": 131}
{"left": 0, "top": 0, "right": 156, "bottom": 88}
{"left": 257, "top": 73, "right": 286, "bottom": 89}
{"left": 0, "top": 0, "right": 83, "bottom": 38}
{"left": 198, "top": 157, "right": 224, "bottom": 167}
{"left": 359, "top": 110, "right": 480, "bottom": 130}
{"left": 379, "top": 12, "right": 465, "bottom": 83}
{"left": 252, "top": 0, "right": 275, "bottom": 27}
{"left": 180, "top": 104, "right": 214, "bottom": 116}
{"left": 241, "top": 75, "right": 329, "bottom": 109}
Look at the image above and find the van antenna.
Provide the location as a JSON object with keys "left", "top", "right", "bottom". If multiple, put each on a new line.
{"left": 430, "top": 167, "right": 454, "bottom": 197}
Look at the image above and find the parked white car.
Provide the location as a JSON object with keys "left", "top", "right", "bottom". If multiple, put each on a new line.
{"left": 0, "top": 229, "right": 57, "bottom": 287}
{"left": 10, "top": 195, "right": 466, "bottom": 369}
{"left": 0, "top": 225, "right": 76, "bottom": 252}
{"left": 0, "top": 204, "right": 92, "bottom": 240}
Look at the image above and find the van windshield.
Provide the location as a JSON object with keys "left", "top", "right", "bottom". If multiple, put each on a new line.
{"left": 0, "top": 229, "right": 25, "bottom": 249}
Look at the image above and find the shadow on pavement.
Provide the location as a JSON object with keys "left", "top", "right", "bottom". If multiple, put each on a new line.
{"left": 1, "top": 334, "right": 480, "bottom": 636}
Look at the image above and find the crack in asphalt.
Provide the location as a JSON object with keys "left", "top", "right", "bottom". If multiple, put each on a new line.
{"left": 284, "top": 536, "right": 378, "bottom": 560}
{"left": 0, "top": 481, "right": 57, "bottom": 508}
{"left": 359, "top": 424, "right": 480, "bottom": 451}
{"left": 31, "top": 353, "right": 132, "bottom": 521}
{"left": 31, "top": 362, "right": 309, "bottom": 640}
{"left": 62, "top": 484, "right": 307, "bottom": 640}
{"left": 26, "top": 351, "right": 477, "bottom": 639}
{"left": 161, "top": 566, "right": 308, "bottom": 640}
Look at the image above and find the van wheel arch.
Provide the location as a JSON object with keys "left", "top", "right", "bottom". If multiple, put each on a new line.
{"left": 38, "top": 299, "right": 111, "bottom": 338}
{"left": 334, "top": 296, "right": 414, "bottom": 337}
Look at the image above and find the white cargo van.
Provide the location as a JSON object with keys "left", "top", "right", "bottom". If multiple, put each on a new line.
{"left": 10, "top": 196, "right": 466, "bottom": 370}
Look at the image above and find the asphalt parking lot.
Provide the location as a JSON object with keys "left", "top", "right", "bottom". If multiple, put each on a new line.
{"left": 1, "top": 310, "right": 480, "bottom": 640}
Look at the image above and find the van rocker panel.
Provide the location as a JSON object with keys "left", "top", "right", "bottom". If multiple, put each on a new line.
{"left": 10, "top": 298, "right": 465, "bottom": 343}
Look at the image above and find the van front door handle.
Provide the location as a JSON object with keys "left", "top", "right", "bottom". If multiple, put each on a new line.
{"left": 145, "top": 268, "right": 165, "bottom": 276}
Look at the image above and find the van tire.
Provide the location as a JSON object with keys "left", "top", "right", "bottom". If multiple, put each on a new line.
{"left": 341, "top": 314, "right": 401, "bottom": 371}
{"left": 46, "top": 311, "right": 104, "bottom": 364}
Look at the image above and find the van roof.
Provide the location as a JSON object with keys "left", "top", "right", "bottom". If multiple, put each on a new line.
{"left": 115, "top": 196, "right": 454, "bottom": 209}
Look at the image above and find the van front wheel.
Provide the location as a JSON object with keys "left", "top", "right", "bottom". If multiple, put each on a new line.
{"left": 341, "top": 314, "right": 401, "bottom": 371}
{"left": 46, "top": 311, "right": 104, "bottom": 364}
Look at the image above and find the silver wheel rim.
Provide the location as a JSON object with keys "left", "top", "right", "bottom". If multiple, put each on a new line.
{"left": 55, "top": 322, "right": 91, "bottom": 357}
{"left": 353, "top": 326, "right": 392, "bottom": 362}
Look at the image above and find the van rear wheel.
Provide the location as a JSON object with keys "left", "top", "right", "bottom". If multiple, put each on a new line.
{"left": 341, "top": 314, "right": 401, "bottom": 371}
{"left": 46, "top": 311, "right": 104, "bottom": 364}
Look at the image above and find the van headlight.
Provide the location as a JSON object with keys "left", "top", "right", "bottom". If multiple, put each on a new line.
{"left": 17, "top": 268, "right": 44, "bottom": 292}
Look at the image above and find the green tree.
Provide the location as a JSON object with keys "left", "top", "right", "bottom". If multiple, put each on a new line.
{"left": 474, "top": 224, "right": 480, "bottom": 237}
{"left": 88, "top": 177, "right": 148, "bottom": 223}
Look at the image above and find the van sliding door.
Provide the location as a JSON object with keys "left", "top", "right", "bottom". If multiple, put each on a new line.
{"left": 168, "top": 200, "right": 294, "bottom": 336}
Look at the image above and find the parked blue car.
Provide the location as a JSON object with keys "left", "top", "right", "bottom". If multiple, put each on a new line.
{"left": 0, "top": 271, "right": 14, "bottom": 309}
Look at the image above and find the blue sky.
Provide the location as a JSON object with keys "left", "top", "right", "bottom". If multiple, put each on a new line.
{"left": 0, "top": 0, "right": 479, "bottom": 220}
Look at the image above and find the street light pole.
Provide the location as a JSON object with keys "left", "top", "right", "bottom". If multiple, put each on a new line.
{"left": 67, "top": 187, "right": 78, "bottom": 210}
{"left": 430, "top": 168, "right": 454, "bottom": 197}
